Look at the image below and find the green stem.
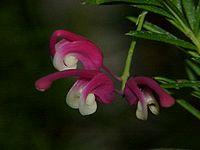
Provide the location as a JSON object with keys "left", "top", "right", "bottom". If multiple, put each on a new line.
{"left": 121, "top": 11, "right": 147, "bottom": 90}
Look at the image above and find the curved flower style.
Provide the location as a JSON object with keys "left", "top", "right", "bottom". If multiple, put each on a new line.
{"left": 124, "top": 76, "right": 175, "bottom": 120}
{"left": 35, "top": 69, "right": 115, "bottom": 115}
{"left": 50, "top": 30, "right": 103, "bottom": 71}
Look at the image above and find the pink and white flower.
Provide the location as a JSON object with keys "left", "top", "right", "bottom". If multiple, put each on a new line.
{"left": 124, "top": 76, "right": 175, "bottom": 120}
{"left": 35, "top": 70, "right": 115, "bottom": 115}
{"left": 35, "top": 30, "right": 114, "bottom": 115}
{"left": 49, "top": 30, "right": 103, "bottom": 71}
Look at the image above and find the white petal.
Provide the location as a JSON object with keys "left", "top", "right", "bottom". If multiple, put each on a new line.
{"left": 136, "top": 101, "right": 148, "bottom": 120}
{"left": 149, "top": 104, "right": 159, "bottom": 115}
{"left": 53, "top": 54, "right": 67, "bottom": 71}
{"left": 66, "top": 88, "right": 80, "bottom": 109}
{"left": 67, "top": 64, "right": 77, "bottom": 69}
{"left": 79, "top": 93, "right": 97, "bottom": 116}
{"left": 53, "top": 54, "right": 78, "bottom": 71}
{"left": 64, "top": 55, "right": 78, "bottom": 68}
{"left": 86, "top": 94, "right": 95, "bottom": 105}
{"left": 144, "top": 91, "right": 160, "bottom": 115}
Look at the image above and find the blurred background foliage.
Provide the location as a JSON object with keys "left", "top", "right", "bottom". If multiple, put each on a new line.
{"left": 0, "top": 0, "right": 200, "bottom": 149}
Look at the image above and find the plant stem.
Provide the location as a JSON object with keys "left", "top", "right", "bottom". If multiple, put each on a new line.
{"left": 121, "top": 11, "right": 147, "bottom": 90}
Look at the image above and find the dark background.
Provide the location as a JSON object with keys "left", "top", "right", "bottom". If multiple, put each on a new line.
{"left": 0, "top": 0, "right": 199, "bottom": 149}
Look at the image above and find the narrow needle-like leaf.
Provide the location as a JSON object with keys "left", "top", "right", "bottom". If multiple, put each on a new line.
{"left": 127, "top": 31, "right": 196, "bottom": 50}
{"left": 127, "top": 16, "right": 175, "bottom": 37}
{"left": 177, "top": 99, "right": 200, "bottom": 120}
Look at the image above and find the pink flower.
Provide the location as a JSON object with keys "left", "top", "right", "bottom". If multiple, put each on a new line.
{"left": 49, "top": 30, "right": 103, "bottom": 71}
{"left": 124, "top": 76, "right": 175, "bottom": 120}
{"left": 35, "top": 29, "right": 115, "bottom": 115}
{"left": 35, "top": 70, "right": 115, "bottom": 115}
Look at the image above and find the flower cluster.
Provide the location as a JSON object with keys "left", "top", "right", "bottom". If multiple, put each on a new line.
{"left": 35, "top": 30, "right": 175, "bottom": 120}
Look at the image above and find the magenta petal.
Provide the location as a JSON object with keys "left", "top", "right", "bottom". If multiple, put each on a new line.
{"left": 68, "top": 80, "right": 88, "bottom": 95}
{"left": 50, "top": 30, "right": 88, "bottom": 56}
{"left": 124, "top": 83, "right": 138, "bottom": 105}
{"left": 125, "top": 78, "right": 145, "bottom": 105}
{"left": 124, "top": 77, "right": 148, "bottom": 120}
{"left": 55, "top": 39, "right": 70, "bottom": 52}
{"left": 134, "top": 77, "right": 175, "bottom": 107}
{"left": 81, "top": 73, "right": 115, "bottom": 104}
{"left": 54, "top": 41, "right": 103, "bottom": 70}
{"left": 35, "top": 69, "right": 98, "bottom": 91}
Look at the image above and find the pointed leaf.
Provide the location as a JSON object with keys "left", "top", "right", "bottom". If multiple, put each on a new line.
{"left": 182, "top": 0, "right": 195, "bottom": 30}
{"left": 172, "top": 0, "right": 182, "bottom": 12}
{"left": 191, "top": 90, "right": 200, "bottom": 99}
{"left": 191, "top": 57, "right": 200, "bottom": 64}
{"left": 132, "top": 4, "right": 172, "bottom": 18}
{"left": 166, "top": 18, "right": 185, "bottom": 33}
{"left": 127, "top": 31, "right": 196, "bottom": 50}
{"left": 83, "top": 0, "right": 161, "bottom": 5}
{"left": 84, "top": 0, "right": 173, "bottom": 18}
{"left": 186, "top": 60, "right": 200, "bottom": 76}
{"left": 154, "top": 77, "right": 175, "bottom": 84}
{"left": 177, "top": 99, "right": 200, "bottom": 120}
{"left": 159, "top": 80, "right": 200, "bottom": 89}
{"left": 185, "top": 67, "right": 197, "bottom": 81}
{"left": 127, "top": 16, "right": 176, "bottom": 37}
{"left": 194, "top": 0, "right": 200, "bottom": 37}
{"left": 161, "top": 0, "right": 189, "bottom": 28}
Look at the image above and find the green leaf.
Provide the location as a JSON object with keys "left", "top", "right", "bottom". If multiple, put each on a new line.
{"left": 161, "top": 0, "right": 190, "bottom": 33}
{"left": 84, "top": 0, "right": 173, "bottom": 18}
{"left": 132, "top": 4, "right": 172, "bottom": 18}
{"left": 127, "top": 31, "right": 196, "bottom": 50}
{"left": 159, "top": 80, "right": 200, "bottom": 89}
{"left": 161, "top": 0, "right": 188, "bottom": 25}
{"left": 191, "top": 57, "right": 200, "bottom": 64}
{"left": 191, "top": 90, "right": 200, "bottom": 99}
{"left": 194, "top": 0, "right": 200, "bottom": 37}
{"left": 182, "top": 0, "right": 195, "bottom": 30}
{"left": 127, "top": 16, "right": 176, "bottom": 37}
{"left": 83, "top": 0, "right": 161, "bottom": 5}
{"left": 171, "top": 0, "right": 182, "bottom": 12}
{"left": 186, "top": 60, "right": 200, "bottom": 76}
{"left": 166, "top": 18, "right": 185, "bottom": 34}
{"left": 154, "top": 77, "right": 175, "bottom": 84}
{"left": 185, "top": 67, "right": 197, "bottom": 81}
{"left": 177, "top": 99, "right": 200, "bottom": 120}
{"left": 187, "top": 51, "right": 200, "bottom": 57}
